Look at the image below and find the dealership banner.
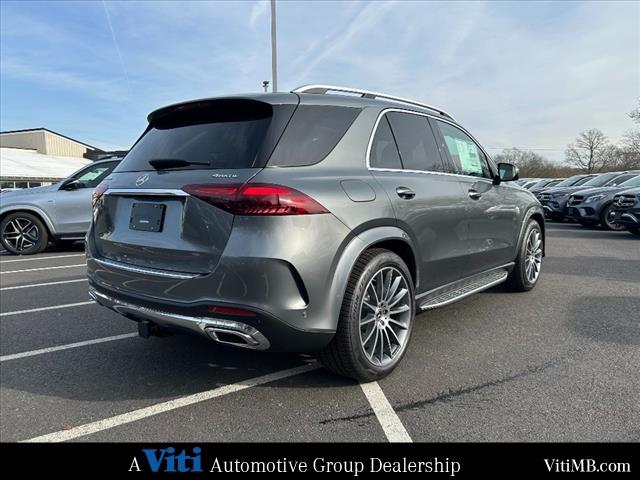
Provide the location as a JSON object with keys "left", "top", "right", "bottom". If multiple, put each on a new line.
{"left": 2, "top": 443, "right": 634, "bottom": 476}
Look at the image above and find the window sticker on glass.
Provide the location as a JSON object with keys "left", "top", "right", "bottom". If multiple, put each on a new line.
{"left": 454, "top": 139, "right": 483, "bottom": 174}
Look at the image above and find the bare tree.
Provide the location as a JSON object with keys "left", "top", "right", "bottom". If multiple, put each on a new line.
{"left": 565, "top": 129, "right": 612, "bottom": 173}
{"left": 629, "top": 99, "right": 640, "bottom": 125}
{"left": 494, "top": 148, "right": 569, "bottom": 177}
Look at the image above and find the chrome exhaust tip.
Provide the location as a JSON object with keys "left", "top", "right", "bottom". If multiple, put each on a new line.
{"left": 204, "top": 325, "right": 270, "bottom": 350}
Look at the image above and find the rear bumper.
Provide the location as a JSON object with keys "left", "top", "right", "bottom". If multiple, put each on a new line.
{"left": 88, "top": 282, "right": 333, "bottom": 352}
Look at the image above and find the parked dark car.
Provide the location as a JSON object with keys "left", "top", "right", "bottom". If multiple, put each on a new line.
{"left": 567, "top": 174, "right": 640, "bottom": 229}
{"left": 537, "top": 174, "right": 598, "bottom": 220}
{"left": 86, "top": 85, "right": 545, "bottom": 381}
{"left": 610, "top": 187, "right": 640, "bottom": 236}
{"left": 538, "top": 172, "right": 638, "bottom": 221}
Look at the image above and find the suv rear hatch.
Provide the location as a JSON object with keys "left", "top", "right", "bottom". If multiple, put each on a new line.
{"left": 92, "top": 97, "right": 297, "bottom": 274}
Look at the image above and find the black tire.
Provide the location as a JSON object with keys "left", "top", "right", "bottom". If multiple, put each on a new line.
{"left": 504, "top": 219, "right": 543, "bottom": 292}
{"left": 600, "top": 203, "right": 625, "bottom": 231}
{"left": 317, "top": 248, "right": 415, "bottom": 382}
{"left": 0, "top": 212, "right": 49, "bottom": 255}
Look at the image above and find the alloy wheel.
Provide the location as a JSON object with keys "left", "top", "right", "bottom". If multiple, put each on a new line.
{"left": 2, "top": 217, "right": 40, "bottom": 252}
{"left": 359, "top": 266, "right": 412, "bottom": 367}
{"left": 525, "top": 228, "right": 543, "bottom": 283}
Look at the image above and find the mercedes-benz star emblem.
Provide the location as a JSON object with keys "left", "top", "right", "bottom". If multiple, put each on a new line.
{"left": 135, "top": 174, "right": 150, "bottom": 187}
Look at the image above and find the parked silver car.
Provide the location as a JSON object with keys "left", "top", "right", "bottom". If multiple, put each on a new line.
{"left": 0, "top": 158, "right": 120, "bottom": 254}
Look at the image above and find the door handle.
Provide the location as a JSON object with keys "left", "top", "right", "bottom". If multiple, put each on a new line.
{"left": 396, "top": 186, "right": 415, "bottom": 199}
{"left": 468, "top": 189, "right": 482, "bottom": 200}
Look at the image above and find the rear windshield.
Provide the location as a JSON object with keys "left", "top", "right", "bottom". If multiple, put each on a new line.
{"left": 116, "top": 100, "right": 294, "bottom": 172}
{"left": 268, "top": 105, "right": 361, "bottom": 167}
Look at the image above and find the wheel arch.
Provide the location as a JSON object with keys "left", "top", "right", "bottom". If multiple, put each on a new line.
{"left": 518, "top": 205, "right": 546, "bottom": 256}
{"left": 0, "top": 206, "right": 56, "bottom": 236}
{"left": 326, "top": 226, "right": 418, "bottom": 330}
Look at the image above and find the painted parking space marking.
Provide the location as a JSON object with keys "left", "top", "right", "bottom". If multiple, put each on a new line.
{"left": 0, "top": 333, "right": 138, "bottom": 362}
{"left": 0, "top": 278, "right": 87, "bottom": 291}
{"left": 0, "top": 254, "right": 85, "bottom": 264}
{"left": 360, "top": 381, "right": 412, "bottom": 442}
{"left": 23, "top": 363, "right": 321, "bottom": 442}
{"left": 1, "top": 264, "right": 86, "bottom": 274}
{"left": 0, "top": 301, "right": 94, "bottom": 317}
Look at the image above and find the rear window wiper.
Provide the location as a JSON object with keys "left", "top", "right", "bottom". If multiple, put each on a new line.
{"left": 148, "top": 158, "right": 210, "bottom": 170}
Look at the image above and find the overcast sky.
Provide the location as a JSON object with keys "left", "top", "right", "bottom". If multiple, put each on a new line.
{"left": 1, "top": 0, "right": 638, "bottom": 162}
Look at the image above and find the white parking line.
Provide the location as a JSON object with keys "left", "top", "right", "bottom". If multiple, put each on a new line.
{"left": 23, "top": 363, "right": 321, "bottom": 442}
{"left": 360, "top": 381, "right": 412, "bottom": 442}
{"left": 0, "top": 254, "right": 85, "bottom": 264}
{"left": 0, "top": 278, "right": 87, "bottom": 291}
{"left": 0, "top": 301, "right": 94, "bottom": 317}
{"left": 0, "top": 333, "right": 138, "bottom": 362}
{"left": 1, "top": 264, "right": 86, "bottom": 274}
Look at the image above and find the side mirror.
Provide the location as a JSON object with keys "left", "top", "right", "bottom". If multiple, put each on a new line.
{"left": 60, "top": 179, "right": 82, "bottom": 190}
{"left": 495, "top": 162, "right": 519, "bottom": 184}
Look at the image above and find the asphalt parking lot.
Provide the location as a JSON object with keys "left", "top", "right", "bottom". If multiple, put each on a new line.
{"left": 1, "top": 223, "right": 638, "bottom": 443}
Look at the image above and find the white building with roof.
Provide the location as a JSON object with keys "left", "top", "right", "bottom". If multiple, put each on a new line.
{"left": 0, "top": 128, "right": 119, "bottom": 190}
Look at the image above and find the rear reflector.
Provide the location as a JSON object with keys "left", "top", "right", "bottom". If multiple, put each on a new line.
{"left": 182, "top": 183, "right": 328, "bottom": 215}
{"left": 208, "top": 305, "right": 256, "bottom": 317}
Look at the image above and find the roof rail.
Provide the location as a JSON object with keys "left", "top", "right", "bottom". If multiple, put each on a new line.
{"left": 291, "top": 84, "right": 455, "bottom": 120}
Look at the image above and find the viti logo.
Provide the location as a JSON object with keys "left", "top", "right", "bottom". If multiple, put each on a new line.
{"left": 129, "top": 446, "right": 203, "bottom": 473}
{"left": 135, "top": 174, "right": 150, "bottom": 187}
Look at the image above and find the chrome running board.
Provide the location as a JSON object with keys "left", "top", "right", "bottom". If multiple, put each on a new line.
{"left": 417, "top": 264, "right": 512, "bottom": 311}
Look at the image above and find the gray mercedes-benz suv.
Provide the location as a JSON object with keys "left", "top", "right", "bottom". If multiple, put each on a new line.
{"left": 87, "top": 85, "right": 545, "bottom": 381}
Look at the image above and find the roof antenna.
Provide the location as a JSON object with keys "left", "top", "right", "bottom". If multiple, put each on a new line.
{"left": 262, "top": 81, "right": 270, "bottom": 93}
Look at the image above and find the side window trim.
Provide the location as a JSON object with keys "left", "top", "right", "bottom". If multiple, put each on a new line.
{"left": 366, "top": 108, "right": 496, "bottom": 180}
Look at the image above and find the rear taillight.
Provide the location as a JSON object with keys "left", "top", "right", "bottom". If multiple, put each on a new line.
{"left": 92, "top": 183, "right": 108, "bottom": 207}
{"left": 182, "top": 183, "right": 328, "bottom": 215}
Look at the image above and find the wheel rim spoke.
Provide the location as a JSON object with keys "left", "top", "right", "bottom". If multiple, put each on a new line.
{"left": 524, "top": 228, "right": 543, "bottom": 283}
{"left": 359, "top": 265, "right": 412, "bottom": 367}
{"left": 2, "top": 217, "right": 40, "bottom": 252}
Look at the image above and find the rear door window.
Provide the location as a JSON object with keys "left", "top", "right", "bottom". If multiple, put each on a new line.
{"left": 268, "top": 105, "right": 361, "bottom": 167}
{"left": 369, "top": 116, "right": 402, "bottom": 169}
{"left": 386, "top": 112, "right": 446, "bottom": 172}
{"left": 435, "top": 121, "right": 492, "bottom": 178}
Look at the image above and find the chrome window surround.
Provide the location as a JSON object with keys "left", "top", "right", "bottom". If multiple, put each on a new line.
{"left": 366, "top": 108, "right": 497, "bottom": 182}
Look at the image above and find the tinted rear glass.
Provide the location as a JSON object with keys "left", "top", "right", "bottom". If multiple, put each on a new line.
{"left": 387, "top": 112, "right": 445, "bottom": 172}
{"left": 268, "top": 105, "right": 361, "bottom": 167}
{"left": 116, "top": 100, "right": 293, "bottom": 172}
{"left": 369, "top": 117, "right": 402, "bottom": 169}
